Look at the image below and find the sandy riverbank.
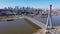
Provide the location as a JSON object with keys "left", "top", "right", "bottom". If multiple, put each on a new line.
{"left": 32, "top": 26, "right": 60, "bottom": 34}
{"left": 32, "top": 29, "right": 45, "bottom": 34}
{"left": 54, "top": 26, "right": 60, "bottom": 30}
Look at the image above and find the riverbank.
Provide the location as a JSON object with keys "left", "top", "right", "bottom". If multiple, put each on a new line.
{"left": 32, "top": 29, "right": 45, "bottom": 34}
{"left": 54, "top": 26, "right": 60, "bottom": 30}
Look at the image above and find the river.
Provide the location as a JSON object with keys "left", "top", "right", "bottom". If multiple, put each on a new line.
{"left": 0, "top": 18, "right": 38, "bottom": 34}
{"left": 0, "top": 15, "right": 60, "bottom": 34}
{"left": 34, "top": 15, "right": 60, "bottom": 26}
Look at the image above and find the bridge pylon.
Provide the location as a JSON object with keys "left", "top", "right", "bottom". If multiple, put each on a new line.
{"left": 44, "top": 4, "right": 54, "bottom": 34}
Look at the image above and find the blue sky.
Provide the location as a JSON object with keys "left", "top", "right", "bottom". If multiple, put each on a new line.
{"left": 0, "top": 0, "right": 60, "bottom": 8}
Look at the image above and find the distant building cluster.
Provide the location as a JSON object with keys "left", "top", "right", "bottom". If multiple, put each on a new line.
{"left": 0, "top": 6, "right": 60, "bottom": 16}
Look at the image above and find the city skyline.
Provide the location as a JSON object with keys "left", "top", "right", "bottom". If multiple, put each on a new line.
{"left": 0, "top": 0, "right": 60, "bottom": 9}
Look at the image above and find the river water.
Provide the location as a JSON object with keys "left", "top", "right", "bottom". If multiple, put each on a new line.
{"left": 34, "top": 15, "right": 60, "bottom": 26}
{"left": 0, "top": 18, "right": 38, "bottom": 34}
{"left": 0, "top": 15, "right": 60, "bottom": 34}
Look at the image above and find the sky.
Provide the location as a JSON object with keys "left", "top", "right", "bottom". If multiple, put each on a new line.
{"left": 0, "top": 0, "right": 60, "bottom": 8}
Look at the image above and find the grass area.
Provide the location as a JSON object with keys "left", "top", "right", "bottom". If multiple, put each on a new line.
{"left": 0, "top": 16, "right": 14, "bottom": 20}
{"left": 24, "top": 18, "right": 42, "bottom": 31}
{"left": 0, "top": 16, "right": 13, "bottom": 18}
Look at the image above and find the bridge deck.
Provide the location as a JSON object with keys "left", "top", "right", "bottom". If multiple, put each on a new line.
{"left": 24, "top": 16, "right": 60, "bottom": 34}
{"left": 24, "top": 16, "right": 46, "bottom": 29}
